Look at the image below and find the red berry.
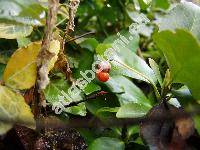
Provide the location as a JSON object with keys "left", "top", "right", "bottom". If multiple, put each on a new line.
{"left": 96, "top": 71, "right": 109, "bottom": 82}
{"left": 97, "top": 61, "right": 111, "bottom": 73}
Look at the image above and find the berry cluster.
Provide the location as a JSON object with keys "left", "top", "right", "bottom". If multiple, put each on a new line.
{"left": 96, "top": 61, "right": 111, "bottom": 82}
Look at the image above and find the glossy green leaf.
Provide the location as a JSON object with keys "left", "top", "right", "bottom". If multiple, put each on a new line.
{"left": 44, "top": 77, "right": 86, "bottom": 116}
{"left": 86, "top": 96, "right": 120, "bottom": 118}
{"left": 0, "top": 0, "right": 45, "bottom": 39}
{"left": 152, "top": 0, "right": 170, "bottom": 10}
{"left": 138, "top": 0, "right": 152, "bottom": 10}
{"left": 154, "top": 29, "right": 200, "bottom": 99}
{"left": 149, "top": 58, "right": 163, "bottom": 86}
{"left": 106, "top": 76, "right": 151, "bottom": 107}
{"left": 126, "top": 13, "right": 153, "bottom": 37}
{"left": 156, "top": 2, "right": 200, "bottom": 41}
{"left": 0, "top": 0, "right": 45, "bottom": 25}
{"left": 73, "top": 48, "right": 101, "bottom": 95}
{"left": 168, "top": 98, "right": 181, "bottom": 108}
{"left": 103, "top": 30, "right": 140, "bottom": 52}
{"left": 82, "top": 82, "right": 101, "bottom": 95}
{"left": 0, "top": 63, "right": 5, "bottom": 80}
{"left": 127, "top": 126, "right": 140, "bottom": 139}
{"left": 96, "top": 44, "right": 157, "bottom": 86}
{"left": 116, "top": 103, "right": 151, "bottom": 118}
{"left": 88, "top": 137, "right": 125, "bottom": 150}
{"left": 79, "top": 38, "right": 99, "bottom": 52}
{"left": 172, "top": 86, "right": 193, "bottom": 99}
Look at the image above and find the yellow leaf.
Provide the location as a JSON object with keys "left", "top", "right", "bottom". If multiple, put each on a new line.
{"left": 3, "top": 40, "right": 60, "bottom": 90}
{"left": 3, "top": 42, "right": 41, "bottom": 90}
{"left": 48, "top": 40, "right": 60, "bottom": 71}
{"left": 0, "top": 85, "right": 36, "bottom": 135}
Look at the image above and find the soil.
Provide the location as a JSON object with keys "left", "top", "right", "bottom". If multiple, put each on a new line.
{"left": 0, "top": 125, "right": 87, "bottom": 150}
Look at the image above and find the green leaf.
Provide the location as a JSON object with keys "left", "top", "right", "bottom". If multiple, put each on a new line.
{"left": 172, "top": 86, "right": 193, "bottom": 99}
{"left": 156, "top": 2, "right": 200, "bottom": 41}
{"left": 96, "top": 107, "right": 119, "bottom": 114}
{"left": 138, "top": 0, "right": 152, "bottom": 10}
{"left": 95, "top": 107, "right": 119, "bottom": 120}
{"left": 0, "top": 51, "right": 9, "bottom": 64}
{"left": 96, "top": 44, "right": 157, "bottom": 85}
{"left": 86, "top": 96, "right": 120, "bottom": 118}
{"left": 17, "top": 37, "right": 31, "bottom": 48}
{"left": 79, "top": 38, "right": 99, "bottom": 52}
{"left": 65, "top": 103, "right": 86, "bottom": 116}
{"left": 44, "top": 77, "right": 86, "bottom": 116}
{"left": 116, "top": 103, "right": 151, "bottom": 118}
{"left": 193, "top": 115, "right": 200, "bottom": 134}
{"left": 78, "top": 128, "right": 98, "bottom": 145}
{"left": 0, "top": 63, "right": 5, "bottom": 80}
{"left": 88, "top": 137, "right": 125, "bottom": 150}
{"left": 0, "top": 0, "right": 45, "bottom": 39}
{"left": 126, "top": 11, "right": 149, "bottom": 24}
{"left": 96, "top": 44, "right": 111, "bottom": 55}
{"left": 154, "top": 29, "right": 200, "bottom": 99}
{"left": 0, "top": 0, "right": 45, "bottom": 25}
{"left": 149, "top": 58, "right": 163, "bottom": 86}
{"left": 0, "top": 23, "right": 33, "bottom": 39}
{"left": 106, "top": 76, "right": 151, "bottom": 107}
{"left": 152, "top": 0, "right": 170, "bottom": 10}
{"left": 125, "top": 12, "right": 153, "bottom": 37}
{"left": 168, "top": 98, "right": 181, "bottom": 108}
{"left": 103, "top": 30, "right": 140, "bottom": 52}
{"left": 44, "top": 77, "right": 69, "bottom": 104}
{"left": 73, "top": 48, "right": 101, "bottom": 95}
{"left": 0, "top": 85, "right": 35, "bottom": 135}
{"left": 127, "top": 125, "right": 139, "bottom": 138}
{"left": 83, "top": 82, "right": 101, "bottom": 95}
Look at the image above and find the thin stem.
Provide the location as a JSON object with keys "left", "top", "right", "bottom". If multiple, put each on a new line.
{"left": 64, "top": 91, "right": 108, "bottom": 108}
{"left": 55, "top": 17, "right": 67, "bottom": 26}
{"left": 66, "top": 31, "right": 95, "bottom": 43}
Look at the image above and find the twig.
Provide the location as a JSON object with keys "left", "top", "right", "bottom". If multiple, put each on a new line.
{"left": 66, "top": 31, "right": 95, "bottom": 43}
{"left": 64, "top": 91, "right": 108, "bottom": 108}
{"left": 137, "top": 48, "right": 144, "bottom": 59}
{"left": 56, "top": 0, "right": 80, "bottom": 82}
{"left": 37, "top": 0, "right": 59, "bottom": 106}
{"left": 35, "top": 109, "right": 200, "bottom": 129}
{"left": 66, "top": 0, "right": 80, "bottom": 33}
{"left": 0, "top": 104, "right": 200, "bottom": 129}
{"left": 0, "top": 80, "right": 4, "bottom": 85}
